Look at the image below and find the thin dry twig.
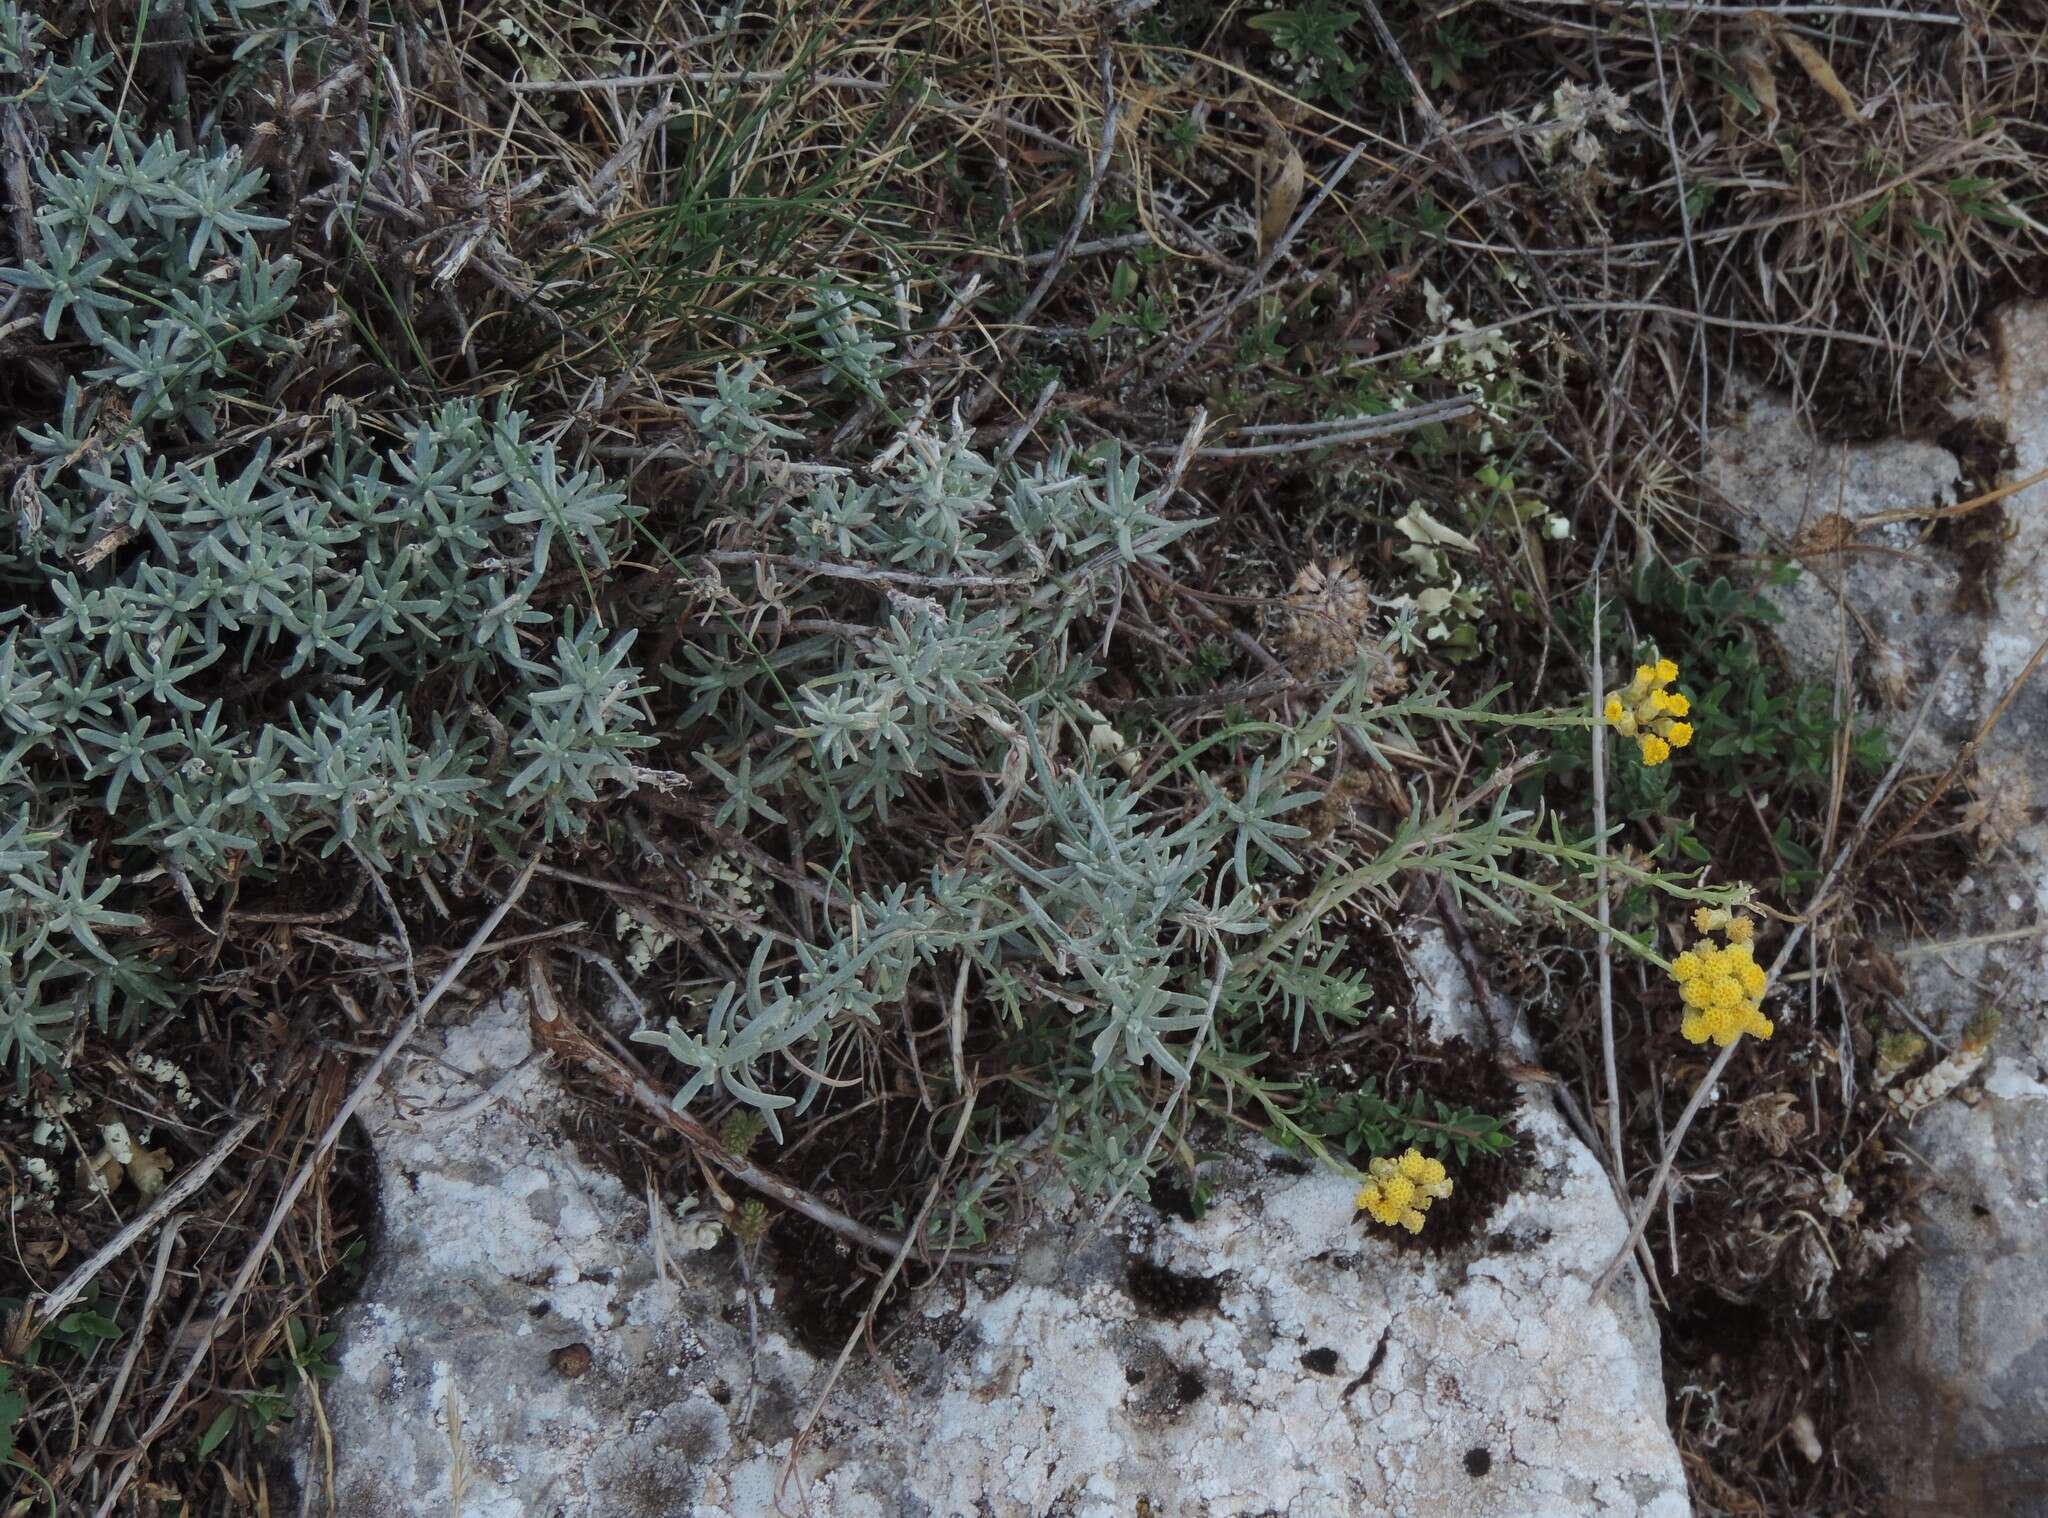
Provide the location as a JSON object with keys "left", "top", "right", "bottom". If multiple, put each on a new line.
{"left": 963, "top": 54, "right": 1119, "bottom": 423}
{"left": 1514, "top": 0, "right": 1962, "bottom": 20}
{"left": 1589, "top": 554, "right": 1626, "bottom": 1194}
{"left": 530, "top": 994, "right": 1011, "bottom": 1268}
{"left": 23, "top": 1113, "right": 263, "bottom": 1340}
{"left": 88, "top": 1216, "right": 185, "bottom": 1449}
{"left": 1173, "top": 397, "right": 1475, "bottom": 459}
{"left": 778, "top": 1085, "right": 979, "bottom": 1508}
{"left": 1640, "top": 0, "right": 1710, "bottom": 455}
{"left": 2, "top": 103, "right": 42, "bottom": 268}
{"left": 701, "top": 549, "right": 1020, "bottom": 592}
{"left": 1877, "top": 629, "right": 2048, "bottom": 853}
{"left": 94, "top": 858, "right": 542, "bottom": 1518}
{"left": 1848, "top": 463, "right": 2048, "bottom": 530}
{"left": 1101, "top": 943, "right": 1230, "bottom": 1221}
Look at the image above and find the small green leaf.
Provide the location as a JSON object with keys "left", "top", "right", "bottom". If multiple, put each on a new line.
{"left": 56, "top": 1310, "right": 121, "bottom": 1342}
{"left": 0, "top": 1367, "right": 24, "bottom": 1463}
{"left": 197, "top": 1406, "right": 237, "bottom": 1460}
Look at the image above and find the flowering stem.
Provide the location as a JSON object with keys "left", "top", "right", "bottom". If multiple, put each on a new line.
{"left": 1440, "top": 859, "right": 1670, "bottom": 968}
{"left": 1590, "top": 582, "right": 1627, "bottom": 1195}
{"left": 1197, "top": 1065, "right": 1362, "bottom": 1182}
{"left": 1591, "top": 658, "right": 1952, "bottom": 1297}
{"left": 1508, "top": 833, "right": 1742, "bottom": 905}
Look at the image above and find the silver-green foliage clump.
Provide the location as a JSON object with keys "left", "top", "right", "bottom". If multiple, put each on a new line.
{"left": 0, "top": 3, "right": 649, "bottom": 1084}
{"left": 633, "top": 360, "right": 1447, "bottom": 1218}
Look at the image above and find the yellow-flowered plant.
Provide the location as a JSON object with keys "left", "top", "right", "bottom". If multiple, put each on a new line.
{"left": 1354, "top": 1147, "right": 1454, "bottom": 1233}
{"left": 1602, "top": 658, "right": 1693, "bottom": 766}
{"left": 1671, "top": 908, "right": 1772, "bottom": 1047}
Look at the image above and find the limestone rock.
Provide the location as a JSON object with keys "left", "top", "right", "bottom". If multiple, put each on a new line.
{"left": 309, "top": 959, "right": 1691, "bottom": 1517}
{"left": 1706, "top": 302, "right": 2048, "bottom": 783}
{"left": 1876, "top": 1068, "right": 2048, "bottom": 1511}
{"left": 1708, "top": 300, "right": 2048, "bottom": 1511}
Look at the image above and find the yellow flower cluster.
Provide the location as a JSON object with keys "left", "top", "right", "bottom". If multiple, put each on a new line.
{"left": 1602, "top": 658, "right": 1693, "bottom": 766}
{"left": 1354, "top": 1147, "right": 1454, "bottom": 1234}
{"left": 1672, "top": 908, "right": 1772, "bottom": 1047}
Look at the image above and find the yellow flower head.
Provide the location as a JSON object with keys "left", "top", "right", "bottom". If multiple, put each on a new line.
{"left": 1602, "top": 657, "right": 1691, "bottom": 767}
{"left": 1355, "top": 1147, "right": 1454, "bottom": 1233}
{"left": 1671, "top": 912, "right": 1772, "bottom": 1048}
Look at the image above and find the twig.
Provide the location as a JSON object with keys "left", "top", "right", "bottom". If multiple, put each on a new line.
{"left": 1895, "top": 923, "right": 2048, "bottom": 957}
{"left": 1640, "top": 0, "right": 1710, "bottom": 456}
{"left": 1238, "top": 413, "right": 1442, "bottom": 436}
{"left": 1542, "top": 1071, "right": 1666, "bottom": 1302}
{"left": 499, "top": 46, "right": 783, "bottom": 92}
{"left": 943, "top": 903, "right": 988, "bottom": 1095}
{"left": 1020, "top": 230, "right": 1157, "bottom": 265}
{"left": 962, "top": 56, "right": 1119, "bottom": 423}
{"left": 1140, "top": 142, "right": 1367, "bottom": 393}
{"left": 1432, "top": 876, "right": 1666, "bottom": 1296}
{"left": 2, "top": 104, "right": 42, "bottom": 268}
{"left": 1560, "top": 299, "right": 1896, "bottom": 347}
{"left": 702, "top": 549, "right": 1019, "bottom": 592}
{"left": 530, "top": 1000, "right": 1011, "bottom": 1268}
{"left": 997, "top": 377, "right": 1060, "bottom": 461}
{"left": 93, "top": 858, "right": 542, "bottom": 1518}
{"left": 24, "top": 1114, "right": 262, "bottom": 1340}
{"left": 731, "top": 1225, "right": 766, "bottom": 1430}
{"left": 350, "top": 843, "right": 419, "bottom": 1005}
{"left": 1876, "top": 629, "right": 2048, "bottom": 854}
{"left": 88, "top": 1216, "right": 184, "bottom": 1449}
{"left": 1102, "top": 944, "right": 1230, "bottom": 1221}
{"left": 1590, "top": 570, "right": 1627, "bottom": 1194}
{"left": 1848, "top": 463, "right": 2048, "bottom": 530}
{"left": 1169, "top": 397, "right": 1473, "bottom": 459}
{"left": 1593, "top": 660, "right": 1952, "bottom": 1295}
{"left": 779, "top": 1087, "right": 978, "bottom": 1508}
{"left": 1514, "top": 0, "right": 1962, "bottom": 20}
{"left": 1160, "top": 405, "right": 1209, "bottom": 499}
{"left": 230, "top": 871, "right": 369, "bottom": 926}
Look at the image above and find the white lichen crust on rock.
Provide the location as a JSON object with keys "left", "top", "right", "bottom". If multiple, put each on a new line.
{"left": 310, "top": 963, "right": 1689, "bottom": 1518}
